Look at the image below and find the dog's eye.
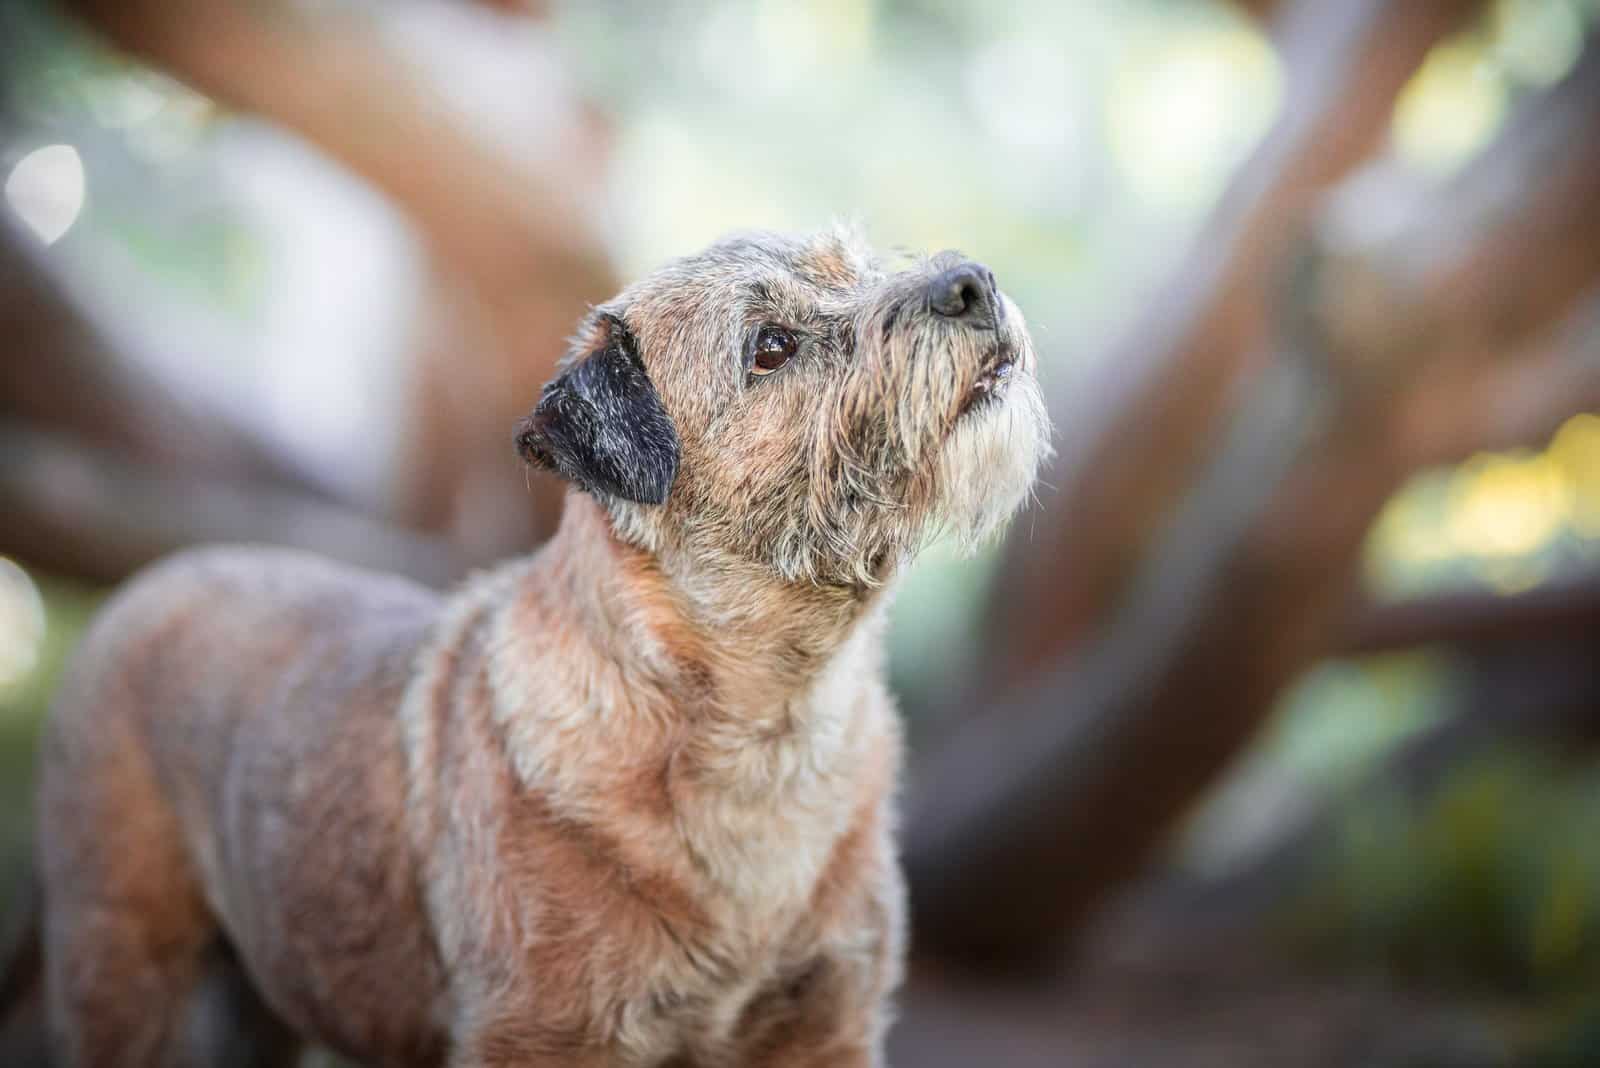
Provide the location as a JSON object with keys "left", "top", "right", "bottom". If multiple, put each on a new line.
{"left": 751, "top": 326, "right": 798, "bottom": 377}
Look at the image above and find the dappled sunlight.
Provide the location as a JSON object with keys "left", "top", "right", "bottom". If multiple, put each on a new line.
{"left": 1447, "top": 453, "right": 1572, "bottom": 560}
{"left": 1366, "top": 413, "right": 1600, "bottom": 598}
{"left": 1393, "top": 37, "right": 1509, "bottom": 174}
{"left": 1394, "top": 0, "right": 1588, "bottom": 175}
{"left": 1105, "top": 20, "right": 1281, "bottom": 212}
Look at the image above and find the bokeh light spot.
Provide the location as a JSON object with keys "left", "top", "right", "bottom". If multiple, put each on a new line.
{"left": 1549, "top": 411, "right": 1600, "bottom": 536}
{"left": 1446, "top": 452, "right": 1571, "bottom": 559}
{"left": 1492, "top": 0, "right": 1586, "bottom": 88}
{"left": 4, "top": 143, "right": 86, "bottom": 245}
{"left": 1393, "top": 36, "right": 1509, "bottom": 174}
{"left": 0, "top": 559, "right": 47, "bottom": 694}
{"left": 86, "top": 73, "right": 170, "bottom": 129}
{"left": 1106, "top": 23, "right": 1281, "bottom": 212}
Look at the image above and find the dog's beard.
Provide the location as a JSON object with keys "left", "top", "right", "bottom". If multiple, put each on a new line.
{"left": 785, "top": 313, "right": 1052, "bottom": 586}
{"left": 931, "top": 365, "right": 1051, "bottom": 554}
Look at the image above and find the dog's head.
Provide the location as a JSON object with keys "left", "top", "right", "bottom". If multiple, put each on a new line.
{"left": 517, "top": 227, "right": 1051, "bottom": 587}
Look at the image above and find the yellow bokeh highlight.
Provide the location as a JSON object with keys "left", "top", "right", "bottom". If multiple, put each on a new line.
{"left": 1366, "top": 472, "right": 1457, "bottom": 574}
{"left": 1549, "top": 411, "right": 1600, "bottom": 536}
{"left": 1393, "top": 35, "right": 1509, "bottom": 175}
{"left": 1446, "top": 451, "right": 1572, "bottom": 559}
{"left": 1367, "top": 412, "right": 1600, "bottom": 596}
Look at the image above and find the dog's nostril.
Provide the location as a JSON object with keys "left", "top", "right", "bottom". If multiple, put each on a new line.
{"left": 928, "top": 263, "right": 994, "bottom": 319}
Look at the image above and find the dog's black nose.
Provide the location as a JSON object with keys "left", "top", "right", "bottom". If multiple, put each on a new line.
{"left": 927, "top": 261, "right": 997, "bottom": 320}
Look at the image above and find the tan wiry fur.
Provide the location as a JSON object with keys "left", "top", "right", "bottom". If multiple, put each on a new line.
{"left": 31, "top": 228, "right": 1049, "bottom": 1067}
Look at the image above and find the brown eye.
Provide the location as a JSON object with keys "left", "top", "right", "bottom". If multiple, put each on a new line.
{"left": 751, "top": 326, "right": 798, "bottom": 377}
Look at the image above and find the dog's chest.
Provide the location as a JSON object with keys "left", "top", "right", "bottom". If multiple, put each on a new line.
{"left": 615, "top": 958, "right": 776, "bottom": 1066}
{"left": 676, "top": 695, "right": 867, "bottom": 918}
{"left": 475, "top": 594, "right": 895, "bottom": 1058}
{"left": 620, "top": 864, "right": 842, "bottom": 1064}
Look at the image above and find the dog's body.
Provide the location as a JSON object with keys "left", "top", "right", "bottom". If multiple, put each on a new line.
{"left": 25, "top": 229, "right": 1049, "bottom": 1066}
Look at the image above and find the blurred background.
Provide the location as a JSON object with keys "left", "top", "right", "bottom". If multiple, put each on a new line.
{"left": 3, "top": 0, "right": 1600, "bottom": 1064}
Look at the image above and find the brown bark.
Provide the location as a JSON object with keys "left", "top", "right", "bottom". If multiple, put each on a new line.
{"left": 1337, "top": 572, "right": 1600, "bottom": 657}
{"left": 905, "top": 24, "right": 1600, "bottom": 967}
{"left": 1228, "top": 0, "right": 1283, "bottom": 22}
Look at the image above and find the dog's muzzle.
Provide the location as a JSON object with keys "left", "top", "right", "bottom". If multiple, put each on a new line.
{"left": 927, "top": 259, "right": 1016, "bottom": 418}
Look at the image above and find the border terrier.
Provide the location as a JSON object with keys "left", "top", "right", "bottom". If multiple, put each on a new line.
{"left": 10, "top": 227, "right": 1049, "bottom": 1066}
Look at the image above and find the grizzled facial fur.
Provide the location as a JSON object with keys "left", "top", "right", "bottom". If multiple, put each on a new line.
{"left": 517, "top": 227, "right": 1052, "bottom": 587}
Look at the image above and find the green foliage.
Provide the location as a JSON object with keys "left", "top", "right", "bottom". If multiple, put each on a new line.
{"left": 1291, "top": 751, "right": 1600, "bottom": 998}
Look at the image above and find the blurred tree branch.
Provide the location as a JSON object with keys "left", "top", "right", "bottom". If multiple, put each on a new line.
{"left": 0, "top": 421, "right": 467, "bottom": 587}
{"left": 0, "top": 208, "right": 480, "bottom": 587}
{"left": 0, "top": 0, "right": 620, "bottom": 576}
{"left": 58, "top": 0, "right": 617, "bottom": 546}
{"left": 907, "top": 8, "right": 1600, "bottom": 968}
{"left": 0, "top": 214, "right": 317, "bottom": 490}
{"left": 981, "top": 0, "right": 1482, "bottom": 680}
{"left": 1339, "top": 569, "right": 1600, "bottom": 656}
{"left": 1228, "top": 1, "right": 1282, "bottom": 23}
{"left": 61, "top": 0, "right": 611, "bottom": 323}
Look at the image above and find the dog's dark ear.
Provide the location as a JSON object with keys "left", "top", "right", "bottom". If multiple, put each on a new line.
{"left": 514, "top": 314, "right": 680, "bottom": 505}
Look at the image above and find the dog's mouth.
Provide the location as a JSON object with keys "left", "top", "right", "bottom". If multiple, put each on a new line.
{"left": 958, "top": 346, "right": 1017, "bottom": 419}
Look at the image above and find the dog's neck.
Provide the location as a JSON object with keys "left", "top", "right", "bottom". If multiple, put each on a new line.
{"left": 558, "top": 493, "right": 884, "bottom": 710}
{"left": 486, "top": 493, "right": 893, "bottom": 906}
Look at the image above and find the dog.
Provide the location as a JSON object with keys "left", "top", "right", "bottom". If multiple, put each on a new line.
{"left": 10, "top": 226, "right": 1050, "bottom": 1066}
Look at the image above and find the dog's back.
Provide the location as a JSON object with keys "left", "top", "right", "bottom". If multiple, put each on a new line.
{"left": 34, "top": 547, "right": 450, "bottom": 1067}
